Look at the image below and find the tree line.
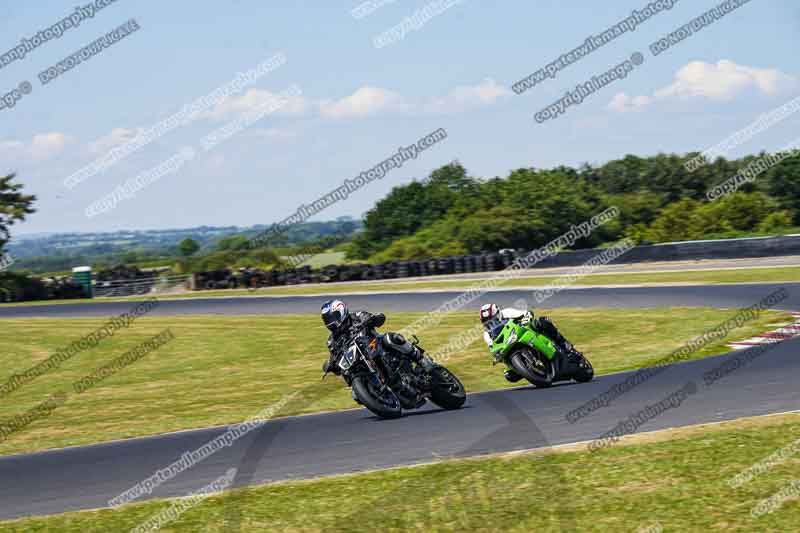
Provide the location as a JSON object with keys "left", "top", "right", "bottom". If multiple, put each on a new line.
{"left": 346, "top": 150, "right": 799, "bottom": 262}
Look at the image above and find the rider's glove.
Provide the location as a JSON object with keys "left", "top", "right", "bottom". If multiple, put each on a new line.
{"left": 520, "top": 311, "right": 533, "bottom": 326}
{"left": 323, "top": 358, "right": 340, "bottom": 375}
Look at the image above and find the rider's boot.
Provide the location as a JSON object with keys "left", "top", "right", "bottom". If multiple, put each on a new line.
{"left": 536, "top": 316, "right": 579, "bottom": 357}
{"left": 504, "top": 369, "right": 523, "bottom": 383}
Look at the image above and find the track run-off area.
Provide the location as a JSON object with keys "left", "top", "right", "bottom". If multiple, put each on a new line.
{"left": 0, "top": 282, "right": 798, "bottom": 520}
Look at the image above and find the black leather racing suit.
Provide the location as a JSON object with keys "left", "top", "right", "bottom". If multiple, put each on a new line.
{"left": 323, "top": 310, "right": 429, "bottom": 402}
{"left": 324, "top": 311, "right": 386, "bottom": 375}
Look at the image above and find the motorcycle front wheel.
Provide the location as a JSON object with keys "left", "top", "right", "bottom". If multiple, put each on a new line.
{"left": 352, "top": 375, "right": 403, "bottom": 419}
{"left": 510, "top": 347, "right": 555, "bottom": 388}
{"left": 428, "top": 366, "right": 466, "bottom": 410}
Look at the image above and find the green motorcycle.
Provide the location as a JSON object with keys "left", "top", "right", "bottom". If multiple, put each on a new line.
{"left": 489, "top": 318, "right": 594, "bottom": 388}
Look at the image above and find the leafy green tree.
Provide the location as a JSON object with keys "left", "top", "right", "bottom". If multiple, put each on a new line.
{"left": 0, "top": 173, "right": 36, "bottom": 251}
{"left": 691, "top": 192, "right": 776, "bottom": 234}
{"left": 349, "top": 162, "right": 477, "bottom": 258}
{"left": 765, "top": 152, "right": 800, "bottom": 223}
{"left": 757, "top": 210, "right": 794, "bottom": 233}
{"left": 628, "top": 198, "right": 700, "bottom": 243}
{"left": 178, "top": 238, "right": 200, "bottom": 257}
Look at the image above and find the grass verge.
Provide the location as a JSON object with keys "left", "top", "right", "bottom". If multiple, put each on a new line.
{"left": 2, "top": 412, "right": 799, "bottom": 531}
{"left": 0, "top": 308, "right": 790, "bottom": 456}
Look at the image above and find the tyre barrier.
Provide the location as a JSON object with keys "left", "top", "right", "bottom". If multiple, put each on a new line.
{"left": 190, "top": 235, "right": 800, "bottom": 292}
{"left": 191, "top": 252, "right": 517, "bottom": 291}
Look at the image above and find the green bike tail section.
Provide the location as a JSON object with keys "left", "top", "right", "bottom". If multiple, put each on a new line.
{"left": 490, "top": 320, "right": 557, "bottom": 360}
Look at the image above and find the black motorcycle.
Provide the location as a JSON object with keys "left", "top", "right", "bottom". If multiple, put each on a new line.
{"left": 326, "top": 331, "right": 466, "bottom": 419}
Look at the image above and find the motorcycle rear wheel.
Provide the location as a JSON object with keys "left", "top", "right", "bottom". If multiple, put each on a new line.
{"left": 573, "top": 355, "right": 594, "bottom": 383}
{"left": 352, "top": 375, "right": 403, "bottom": 419}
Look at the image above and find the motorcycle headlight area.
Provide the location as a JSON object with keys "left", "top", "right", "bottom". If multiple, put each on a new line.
{"left": 339, "top": 345, "right": 359, "bottom": 371}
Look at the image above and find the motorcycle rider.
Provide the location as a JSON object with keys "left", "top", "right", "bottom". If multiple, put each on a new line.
{"left": 479, "top": 303, "right": 580, "bottom": 383}
{"left": 320, "top": 299, "right": 431, "bottom": 376}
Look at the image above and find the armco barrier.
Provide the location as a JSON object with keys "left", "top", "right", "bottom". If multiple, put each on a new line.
{"left": 190, "top": 235, "right": 800, "bottom": 291}
{"left": 531, "top": 235, "right": 800, "bottom": 268}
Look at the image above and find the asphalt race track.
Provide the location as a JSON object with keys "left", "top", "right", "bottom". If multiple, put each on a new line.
{"left": 0, "top": 282, "right": 798, "bottom": 520}
{"left": 0, "top": 337, "right": 798, "bottom": 520}
{"left": 1, "top": 282, "right": 799, "bottom": 318}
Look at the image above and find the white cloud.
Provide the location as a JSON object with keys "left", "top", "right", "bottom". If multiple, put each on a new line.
{"left": 0, "top": 133, "right": 74, "bottom": 161}
{"left": 319, "top": 86, "right": 406, "bottom": 119}
{"left": 609, "top": 60, "right": 797, "bottom": 112}
{"left": 204, "top": 88, "right": 308, "bottom": 120}
{"left": 53, "top": 78, "right": 511, "bottom": 159}
{"left": 607, "top": 93, "right": 653, "bottom": 113}
{"left": 208, "top": 79, "right": 508, "bottom": 121}
{"left": 424, "top": 78, "right": 511, "bottom": 114}
{"left": 30, "top": 133, "right": 74, "bottom": 161}
{"left": 89, "top": 128, "right": 143, "bottom": 155}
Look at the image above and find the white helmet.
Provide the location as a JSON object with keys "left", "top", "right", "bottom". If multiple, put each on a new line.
{"left": 479, "top": 303, "right": 499, "bottom": 325}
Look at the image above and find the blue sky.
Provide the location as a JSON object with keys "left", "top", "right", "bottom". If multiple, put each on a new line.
{"left": 2, "top": 0, "right": 798, "bottom": 235}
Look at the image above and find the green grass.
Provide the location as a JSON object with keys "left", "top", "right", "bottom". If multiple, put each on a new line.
{"left": 0, "top": 308, "right": 790, "bottom": 456}
{"left": 296, "top": 251, "right": 346, "bottom": 269}
{"left": 2, "top": 265, "right": 797, "bottom": 306}
{"left": 3, "top": 413, "right": 799, "bottom": 531}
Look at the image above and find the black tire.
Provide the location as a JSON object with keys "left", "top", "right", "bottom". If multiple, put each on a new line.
{"left": 428, "top": 366, "right": 466, "bottom": 410}
{"left": 510, "top": 348, "right": 555, "bottom": 388}
{"left": 352, "top": 375, "right": 402, "bottom": 419}
{"left": 573, "top": 355, "right": 594, "bottom": 383}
